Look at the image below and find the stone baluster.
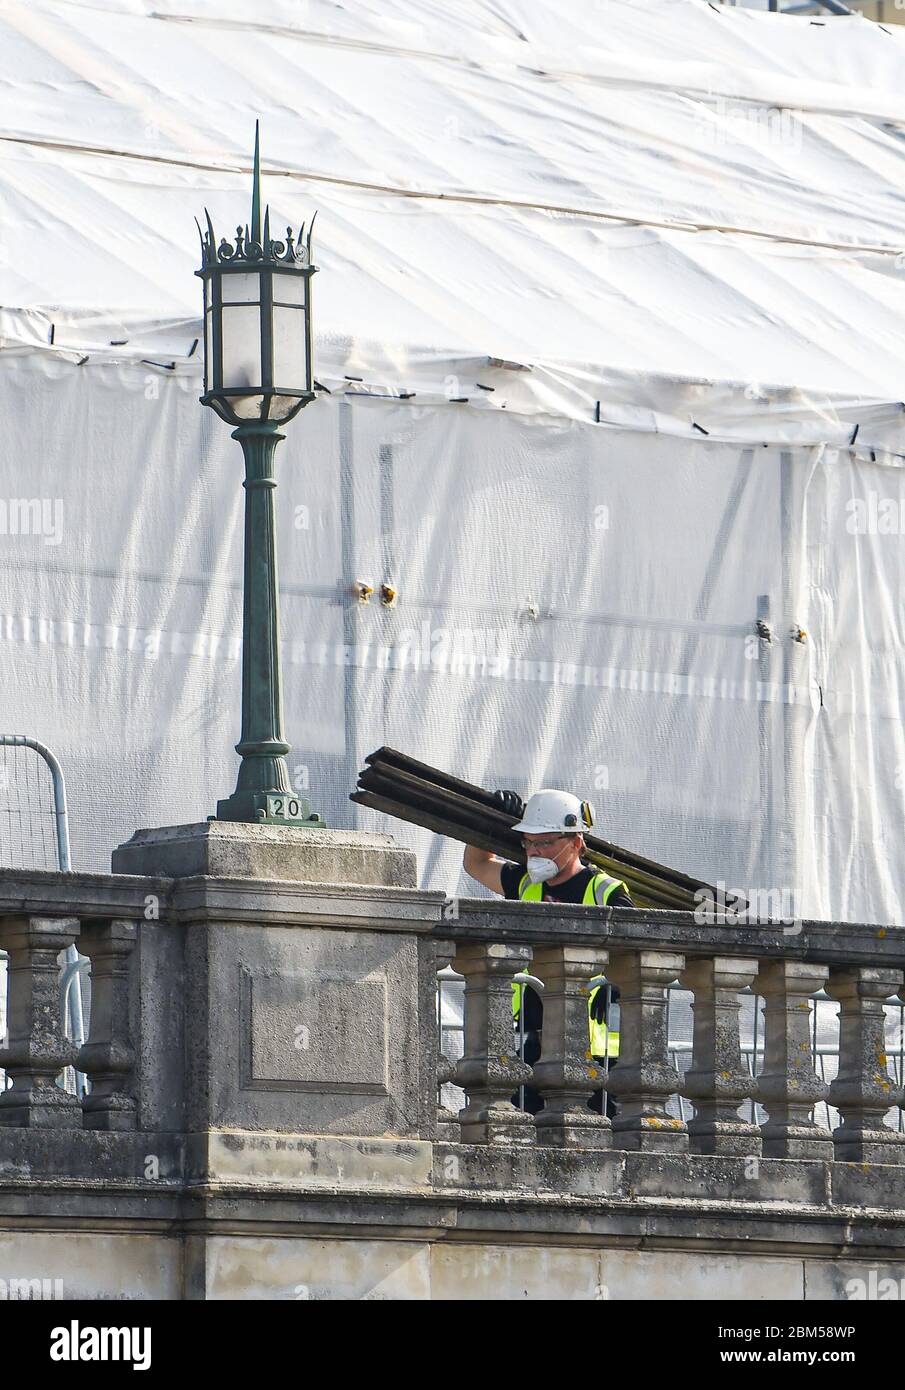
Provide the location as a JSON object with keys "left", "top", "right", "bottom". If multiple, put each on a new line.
{"left": 434, "top": 939, "right": 460, "bottom": 1142}
{"left": 604, "top": 950, "right": 688, "bottom": 1151}
{"left": 0, "top": 915, "right": 81, "bottom": 1128}
{"left": 532, "top": 945, "right": 611, "bottom": 1148}
{"left": 77, "top": 919, "right": 138, "bottom": 1130}
{"left": 754, "top": 960, "right": 833, "bottom": 1158}
{"left": 679, "top": 957, "right": 761, "bottom": 1156}
{"left": 826, "top": 966, "right": 905, "bottom": 1164}
{"left": 453, "top": 941, "right": 534, "bottom": 1144}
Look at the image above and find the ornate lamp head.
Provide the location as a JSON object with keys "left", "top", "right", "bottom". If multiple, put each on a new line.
{"left": 196, "top": 123, "right": 318, "bottom": 427}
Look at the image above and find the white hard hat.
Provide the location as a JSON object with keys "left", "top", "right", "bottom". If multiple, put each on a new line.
{"left": 513, "top": 789, "right": 595, "bottom": 836}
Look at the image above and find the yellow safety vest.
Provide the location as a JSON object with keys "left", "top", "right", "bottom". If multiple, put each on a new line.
{"left": 512, "top": 871, "right": 623, "bottom": 1058}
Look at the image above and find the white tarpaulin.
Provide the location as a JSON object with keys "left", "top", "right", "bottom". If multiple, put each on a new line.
{"left": 2, "top": 0, "right": 905, "bottom": 925}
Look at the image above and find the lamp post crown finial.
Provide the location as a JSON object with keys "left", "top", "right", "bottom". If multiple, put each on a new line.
{"left": 196, "top": 124, "right": 317, "bottom": 272}
{"left": 251, "top": 118, "right": 262, "bottom": 246}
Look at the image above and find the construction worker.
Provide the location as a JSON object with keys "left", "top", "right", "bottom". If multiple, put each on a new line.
{"left": 462, "top": 788, "right": 633, "bottom": 1118}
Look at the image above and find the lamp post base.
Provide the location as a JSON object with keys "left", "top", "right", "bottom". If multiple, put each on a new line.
{"left": 215, "top": 790, "right": 325, "bottom": 827}
{"left": 113, "top": 821, "right": 415, "bottom": 886}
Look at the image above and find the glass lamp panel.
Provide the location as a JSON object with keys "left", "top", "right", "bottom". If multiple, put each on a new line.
{"left": 272, "top": 305, "right": 306, "bottom": 391}
{"left": 221, "top": 304, "right": 262, "bottom": 389}
{"left": 221, "top": 272, "right": 262, "bottom": 304}
{"left": 230, "top": 394, "right": 265, "bottom": 420}
{"left": 204, "top": 306, "right": 212, "bottom": 392}
{"left": 268, "top": 394, "right": 304, "bottom": 422}
{"left": 272, "top": 272, "right": 306, "bottom": 306}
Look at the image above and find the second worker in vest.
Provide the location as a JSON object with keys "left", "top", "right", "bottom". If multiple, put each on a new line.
{"left": 462, "top": 787, "right": 633, "bottom": 1118}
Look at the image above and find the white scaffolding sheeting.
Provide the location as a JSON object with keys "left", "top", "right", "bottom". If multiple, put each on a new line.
{"left": 1, "top": 0, "right": 905, "bottom": 923}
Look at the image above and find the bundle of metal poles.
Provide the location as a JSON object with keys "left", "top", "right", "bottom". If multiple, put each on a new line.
{"left": 351, "top": 746, "right": 728, "bottom": 912}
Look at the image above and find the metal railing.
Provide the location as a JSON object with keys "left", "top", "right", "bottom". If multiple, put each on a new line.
{"left": 0, "top": 736, "right": 87, "bottom": 1099}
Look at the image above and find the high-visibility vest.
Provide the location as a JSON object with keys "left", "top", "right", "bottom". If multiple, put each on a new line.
{"left": 587, "top": 982, "right": 620, "bottom": 1059}
{"left": 512, "top": 871, "right": 624, "bottom": 1058}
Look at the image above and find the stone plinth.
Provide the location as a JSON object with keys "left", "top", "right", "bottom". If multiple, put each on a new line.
{"left": 112, "top": 821, "right": 417, "bottom": 887}
{"left": 107, "top": 822, "right": 433, "bottom": 1139}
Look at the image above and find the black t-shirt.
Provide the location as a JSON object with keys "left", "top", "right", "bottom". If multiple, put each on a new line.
{"left": 501, "top": 863, "right": 630, "bottom": 1032}
{"left": 499, "top": 862, "right": 634, "bottom": 908}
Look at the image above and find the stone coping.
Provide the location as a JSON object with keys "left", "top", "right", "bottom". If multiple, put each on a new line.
{"left": 0, "top": 870, "right": 902, "bottom": 963}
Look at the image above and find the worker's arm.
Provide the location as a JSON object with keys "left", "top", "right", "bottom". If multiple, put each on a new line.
{"left": 463, "top": 844, "right": 506, "bottom": 895}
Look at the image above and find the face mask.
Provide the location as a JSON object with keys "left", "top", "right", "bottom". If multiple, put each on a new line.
{"left": 526, "top": 842, "right": 570, "bottom": 883}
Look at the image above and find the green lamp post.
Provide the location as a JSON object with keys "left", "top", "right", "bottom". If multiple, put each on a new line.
{"left": 196, "top": 124, "right": 324, "bottom": 827}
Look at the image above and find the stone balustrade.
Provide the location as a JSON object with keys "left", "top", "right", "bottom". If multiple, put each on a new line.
{"left": 1, "top": 871, "right": 904, "bottom": 1164}
{"left": 442, "top": 900, "right": 905, "bottom": 1164}
{"left": 0, "top": 833, "right": 903, "bottom": 1300}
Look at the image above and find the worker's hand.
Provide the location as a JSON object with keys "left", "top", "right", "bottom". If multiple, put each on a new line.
{"left": 493, "top": 788, "right": 525, "bottom": 819}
